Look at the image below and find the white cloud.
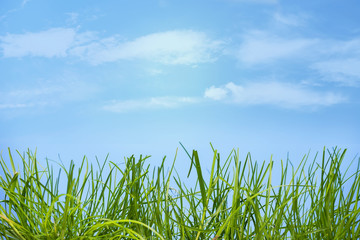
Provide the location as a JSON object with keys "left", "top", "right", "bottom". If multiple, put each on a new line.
{"left": 308, "top": 38, "right": 360, "bottom": 85}
{"left": 66, "top": 12, "right": 79, "bottom": 25}
{"left": 0, "top": 77, "right": 98, "bottom": 110}
{"left": 0, "top": 28, "right": 222, "bottom": 65}
{"left": 1, "top": 1, "right": 30, "bottom": 22}
{"left": 0, "top": 103, "right": 32, "bottom": 110}
{"left": 204, "top": 86, "right": 228, "bottom": 100}
{"left": 312, "top": 58, "right": 360, "bottom": 86}
{"left": 0, "top": 28, "right": 76, "bottom": 57}
{"left": 273, "top": 12, "right": 307, "bottom": 26}
{"left": 21, "top": 0, "right": 30, "bottom": 7}
{"left": 236, "top": 31, "right": 317, "bottom": 65}
{"left": 204, "top": 81, "right": 345, "bottom": 108}
{"left": 324, "top": 38, "right": 360, "bottom": 55}
{"left": 103, "top": 96, "right": 199, "bottom": 113}
{"left": 147, "top": 68, "right": 165, "bottom": 76}
{"left": 70, "top": 30, "right": 223, "bottom": 65}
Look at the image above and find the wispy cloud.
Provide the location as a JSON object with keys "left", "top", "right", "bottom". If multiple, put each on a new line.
{"left": 204, "top": 86, "right": 228, "bottom": 100}
{"left": 235, "top": 31, "right": 317, "bottom": 65}
{"left": 312, "top": 58, "right": 360, "bottom": 86}
{"left": 0, "top": 28, "right": 222, "bottom": 66}
{"left": 309, "top": 38, "right": 360, "bottom": 86}
{"left": 0, "top": 77, "right": 98, "bottom": 111}
{"left": 21, "top": 0, "right": 31, "bottom": 7}
{"left": 323, "top": 38, "right": 360, "bottom": 55}
{"left": 71, "top": 30, "right": 223, "bottom": 65}
{"left": 0, "top": 103, "right": 33, "bottom": 110}
{"left": 147, "top": 68, "right": 165, "bottom": 76}
{"left": 232, "top": 14, "right": 360, "bottom": 88}
{"left": 1, "top": 1, "right": 30, "bottom": 22}
{"left": 103, "top": 96, "right": 199, "bottom": 113}
{"left": 66, "top": 12, "right": 79, "bottom": 25}
{"left": 0, "top": 28, "right": 76, "bottom": 58}
{"left": 273, "top": 12, "right": 307, "bottom": 26}
{"left": 103, "top": 80, "right": 346, "bottom": 113}
{"left": 204, "top": 82, "right": 346, "bottom": 108}
{"left": 0, "top": 87, "right": 56, "bottom": 111}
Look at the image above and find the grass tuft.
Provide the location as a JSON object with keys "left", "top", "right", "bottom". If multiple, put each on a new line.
{"left": 0, "top": 146, "right": 359, "bottom": 239}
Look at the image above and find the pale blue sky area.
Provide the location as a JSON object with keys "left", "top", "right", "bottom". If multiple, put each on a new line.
{"left": 0, "top": 0, "right": 359, "bottom": 172}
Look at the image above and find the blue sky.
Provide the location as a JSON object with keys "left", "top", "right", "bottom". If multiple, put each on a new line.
{"left": 0, "top": 0, "right": 359, "bottom": 170}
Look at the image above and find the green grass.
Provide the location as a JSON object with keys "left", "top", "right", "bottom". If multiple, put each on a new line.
{"left": 0, "top": 145, "right": 359, "bottom": 239}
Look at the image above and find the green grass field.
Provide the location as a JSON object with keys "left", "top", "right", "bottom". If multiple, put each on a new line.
{"left": 1, "top": 145, "right": 359, "bottom": 239}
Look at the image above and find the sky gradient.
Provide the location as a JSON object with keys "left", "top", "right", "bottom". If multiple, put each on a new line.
{"left": 0, "top": 0, "right": 359, "bottom": 170}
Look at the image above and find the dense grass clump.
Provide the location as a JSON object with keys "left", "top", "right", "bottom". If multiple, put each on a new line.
{"left": 0, "top": 145, "right": 359, "bottom": 239}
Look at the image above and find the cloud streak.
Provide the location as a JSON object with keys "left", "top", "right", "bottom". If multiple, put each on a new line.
{"left": 233, "top": 29, "right": 360, "bottom": 86}
{"left": 273, "top": 12, "right": 307, "bottom": 26}
{"left": 71, "top": 30, "right": 223, "bottom": 65}
{"left": 235, "top": 31, "right": 317, "bottom": 65}
{"left": 0, "top": 28, "right": 223, "bottom": 65}
{"left": 310, "top": 39, "right": 360, "bottom": 86}
{"left": 204, "top": 82, "right": 346, "bottom": 108}
{"left": 103, "top": 80, "right": 345, "bottom": 114}
{"left": 0, "top": 103, "right": 33, "bottom": 110}
{"left": 103, "top": 96, "right": 199, "bottom": 113}
{"left": 0, "top": 28, "right": 76, "bottom": 58}
{"left": 312, "top": 58, "right": 360, "bottom": 86}
{"left": 0, "top": 78, "right": 98, "bottom": 111}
